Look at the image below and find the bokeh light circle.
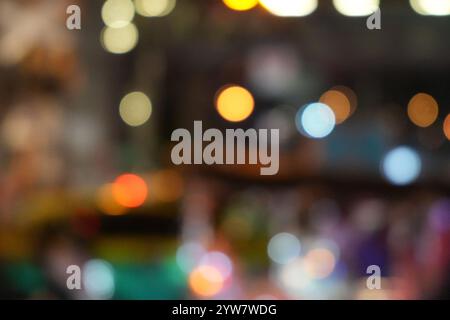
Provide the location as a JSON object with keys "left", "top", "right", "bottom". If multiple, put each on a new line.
{"left": 267, "top": 232, "right": 301, "bottom": 265}
{"left": 200, "top": 251, "right": 233, "bottom": 280}
{"left": 382, "top": 146, "right": 422, "bottom": 186}
{"left": 102, "top": 0, "right": 135, "bottom": 28}
{"left": 189, "top": 265, "right": 224, "bottom": 297}
{"left": 134, "top": 0, "right": 177, "bottom": 17}
{"left": 407, "top": 93, "right": 439, "bottom": 128}
{"left": 296, "top": 103, "right": 336, "bottom": 139}
{"left": 112, "top": 174, "right": 148, "bottom": 208}
{"left": 119, "top": 91, "right": 153, "bottom": 127}
{"left": 215, "top": 85, "right": 255, "bottom": 122}
{"left": 259, "top": 0, "right": 318, "bottom": 17}
{"left": 410, "top": 0, "right": 450, "bottom": 16}
{"left": 101, "top": 23, "right": 139, "bottom": 54}
{"left": 303, "top": 248, "right": 336, "bottom": 279}
{"left": 320, "top": 88, "right": 355, "bottom": 124}
{"left": 83, "top": 259, "right": 115, "bottom": 300}
{"left": 333, "top": 0, "right": 379, "bottom": 16}
{"left": 223, "top": 0, "right": 258, "bottom": 11}
{"left": 444, "top": 114, "right": 450, "bottom": 140}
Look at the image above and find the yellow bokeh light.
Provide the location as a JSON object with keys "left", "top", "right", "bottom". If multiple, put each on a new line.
{"left": 96, "top": 183, "right": 128, "bottom": 216}
{"left": 444, "top": 114, "right": 450, "bottom": 140}
{"left": 101, "top": 23, "right": 139, "bottom": 54}
{"left": 407, "top": 93, "right": 439, "bottom": 128}
{"left": 134, "top": 0, "right": 176, "bottom": 17}
{"left": 223, "top": 0, "right": 258, "bottom": 11}
{"left": 259, "top": 0, "right": 318, "bottom": 17}
{"left": 189, "top": 265, "right": 224, "bottom": 297}
{"left": 333, "top": 0, "right": 379, "bottom": 17}
{"left": 410, "top": 0, "right": 450, "bottom": 16}
{"left": 119, "top": 92, "right": 153, "bottom": 127}
{"left": 320, "top": 90, "right": 352, "bottom": 124}
{"left": 102, "top": 0, "right": 135, "bottom": 28}
{"left": 216, "top": 85, "right": 255, "bottom": 122}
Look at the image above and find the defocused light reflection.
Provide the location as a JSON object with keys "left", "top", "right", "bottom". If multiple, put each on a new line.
{"left": 189, "top": 265, "right": 224, "bottom": 297}
{"left": 135, "top": 0, "right": 177, "bottom": 17}
{"left": 259, "top": 0, "right": 318, "bottom": 17}
{"left": 215, "top": 85, "right": 255, "bottom": 122}
{"left": 112, "top": 174, "right": 148, "bottom": 208}
{"left": 410, "top": 0, "right": 450, "bottom": 16}
{"left": 407, "top": 93, "right": 439, "bottom": 128}
{"left": 119, "top": 91, "right": 153, "bottom": 127}
{"left": 223, "top": 0, "right": 258, "bottom": 11}
{"left": 382, "top": 146, "right": 421, "bottom": 186}
{"left": 333, "top": 0, "right": 379, "bottom": 17}
{"left": 83, "top": 259, "right": 115, "bottom": 299}
{"left": 102, "top": 0, "right": 135, "bottom": 28}
{"left": 296, "top": 103, "right": 336, "bottom": 139}
{"left": 101, "top": 23, "right": 139, "bottom": 54}
{"left": 267, "top": 232, "right": 301, "bottom": 264}
{"left": 96, "top": 183, "right": 128, "bottom": 216}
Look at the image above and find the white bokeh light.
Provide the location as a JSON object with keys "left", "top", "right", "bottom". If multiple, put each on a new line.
{"left": 382, "top": 146, "right": 422, "bottom": 186}
{"left": 259, "top": 0, "right": 318, "bottom": 17}
{"left": 267, "top": 232, "right": 301, "bottom": 265}
{"left": 333, "top": 0, "right": 379, "bottom": 17}
{"left": 102, "top": 0, "right": 135, "bottom": 28}
{"left": 410, "top": 0, "right": 450, "bottom": 16}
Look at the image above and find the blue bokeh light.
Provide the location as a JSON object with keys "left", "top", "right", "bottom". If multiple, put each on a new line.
{"left": 382, "top": 146, "right": 421, "bottom": 186}
{"left": 295, "top": 103, "right": 336, "bottom": 139}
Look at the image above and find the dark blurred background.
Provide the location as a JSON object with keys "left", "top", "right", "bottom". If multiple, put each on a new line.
{"left": 0, "top": 0, "right": 449, "bottom": 300}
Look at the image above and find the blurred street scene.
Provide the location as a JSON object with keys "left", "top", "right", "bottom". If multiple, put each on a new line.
{"left": 0, "top": 0, "right": 449, "bottom": 300}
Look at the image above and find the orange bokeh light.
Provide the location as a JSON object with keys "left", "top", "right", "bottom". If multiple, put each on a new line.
{"left": 189, "top": 265, "right": 224, "bottom": 297}
{"left": 215, "top": 85, "right": 255, "bottom": 122}
{"left": 444, "top": 114, "right": 450, "bottom": 140}
{"left": 320, "top": 89, "right": 352, "bottom": 124}
{"left": 112, "top": 174, "right": 148, "bottom": 208}
{"left": 407, "top": 93, "right": 439, "bottom": 128}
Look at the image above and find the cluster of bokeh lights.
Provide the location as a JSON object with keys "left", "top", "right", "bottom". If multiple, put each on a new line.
{"left": 176, "top": 242, "right": 233, "bottom": 298}
{"left": 100, "top": 0, "right": 176, "bottom": 54}
{"left": 268, "top": 235, "right": 341, "bottom": 299}
{"left": 223, "top": 0, "right": 450, "bottom": 16}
